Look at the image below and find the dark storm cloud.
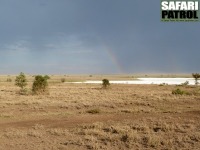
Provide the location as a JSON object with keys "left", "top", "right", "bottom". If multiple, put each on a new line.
{"left": 0, "top": 0, "right": 199, "bottom": 74}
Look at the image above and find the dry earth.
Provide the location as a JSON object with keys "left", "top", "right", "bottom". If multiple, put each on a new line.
{"left": 0, "top": 75, "right": 200, "bottom": 150}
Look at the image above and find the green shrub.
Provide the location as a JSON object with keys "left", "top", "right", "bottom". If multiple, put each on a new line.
{"left": 172, "top": 88, "right": 185, "bottom": 95}
{"left": 61, "top": 78, "right": 66, "bottom": 83}
{"left": 102, "top": 79, "right": 110, "bottom": 88}
{"left": 15, "top": 72, "right": 27, "bottom": 93}
{"left": 32, "top": 75, "right": 49, "bottom": 94}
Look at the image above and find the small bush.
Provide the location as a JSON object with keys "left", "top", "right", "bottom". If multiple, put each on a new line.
{"left": 181, "top": 81, "right": 189, "bottom": 86}
{"left": 61, "top": 78, "right": 66, "bottom": 83}
{"left": 172, "top": 88, "right": 185, "bottom": 95}
{"left": 102, "top": 79, "right": 110, "bottom": 88}
{"left": 15, "top": 72, "right": 27, "bottom": 93}
{"left": 32, "top": 75, "right": 49, "bottom": 94}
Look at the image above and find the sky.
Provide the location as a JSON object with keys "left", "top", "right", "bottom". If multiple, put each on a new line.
{"left": 0, "top": 0, "right": 199, "bottom": 74}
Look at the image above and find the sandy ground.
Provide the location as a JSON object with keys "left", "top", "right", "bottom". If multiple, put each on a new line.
{"left": 0, "top": 75, "right": 200, "bottom": 149}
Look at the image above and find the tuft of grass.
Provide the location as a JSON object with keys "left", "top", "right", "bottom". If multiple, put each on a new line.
{"left": 159, "top": 83, "right": 168, "bottom": 86}
{"left": 61, "top": 78, "right": 66, "bottom": 83}
{"left": 19, "top": 88, "right": 29, "bottom": 95}
{"left": 181, "top": 81, "right": 189, "bottom": 86}
{"left": 172, "top": 88, "right": 187, "bottom": 95}
{"left": 86, "top": 109, "right": 100, "bottom": 114}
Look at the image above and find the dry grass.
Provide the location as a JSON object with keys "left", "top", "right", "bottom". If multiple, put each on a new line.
{"left": 0, "top": 75, "right": 200, "bottom": 149}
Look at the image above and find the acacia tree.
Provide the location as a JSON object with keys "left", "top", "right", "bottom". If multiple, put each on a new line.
{"left": 15, "top": 72, "right": 27, "bottom": 93}
{"left": 192, "top": 73, "right": 200, "bottom": 85}
{"left": 102, "top": 79, "right": 110, "bottom": 88}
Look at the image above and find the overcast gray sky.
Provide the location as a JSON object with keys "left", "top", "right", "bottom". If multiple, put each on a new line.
{"left": 0, "top": 0, "right": 199, "bottom": 74}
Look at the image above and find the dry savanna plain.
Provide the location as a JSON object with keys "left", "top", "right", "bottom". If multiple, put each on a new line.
{"left": 0, "top": 74, "right": 200, "bottom": 150}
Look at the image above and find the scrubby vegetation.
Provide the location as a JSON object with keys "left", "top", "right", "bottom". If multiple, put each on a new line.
{"left": 102, "top": 79, "right": 110, "bottom": 88}
{"left": 1, "top": 74, "right": 200, "bottom": 149}
{"left": 15, "top": 72, "right": 27, "bottom": 94}
{"left": 172, "top": 88, "right": 187, "bottom": 95}
{"left": 159, "top": 83, "right": 168, "bottom": 86}
{"left": 32, "top": 75, "right": 49, "bottom": 94}
{"left": 61, "top": 78, "right": 66, "bottom": 83}
{"left": 181, "top": 81, "right": 189, "bottom": 86}
{"left": 192, "top": 73, "right": 200, "bottom": 85}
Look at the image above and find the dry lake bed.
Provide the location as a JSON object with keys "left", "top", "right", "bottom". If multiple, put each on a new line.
{"left": 72, "top": 78, "right": 196, "bottom": 85}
